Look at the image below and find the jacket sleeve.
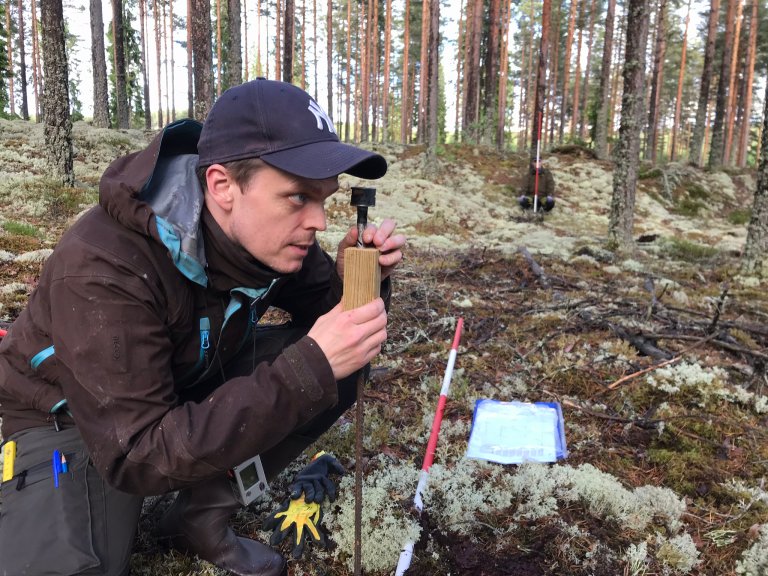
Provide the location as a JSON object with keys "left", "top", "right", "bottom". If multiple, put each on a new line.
{"left": 48, "top": 256, "right": 339, "bottom": 495}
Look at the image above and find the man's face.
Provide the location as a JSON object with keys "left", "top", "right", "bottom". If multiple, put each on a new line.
{"left": 228, "top": 164, "right": 339, "bottom": 274}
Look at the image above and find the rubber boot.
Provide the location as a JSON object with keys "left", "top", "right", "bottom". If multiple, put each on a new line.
{"left": 158, "top": 475, "right": 286, "bottom": 576}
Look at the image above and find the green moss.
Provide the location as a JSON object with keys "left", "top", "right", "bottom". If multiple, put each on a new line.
{"left": 685, "top": 183, "right": 711, "bottom": 200}
{"left": 638, "top": 167, "right": 663, "bottom": 180}
{"left": 674, "top": 197, "right": 706, "bottom": 217}
{"left": 728, "top": 209, "right": 751, "bottom": 225}
{"left": 2, "top": 220, "right": 39, "bottom": 237}
{"left": 660, "top": 237, "right": 718, "bottom": 262}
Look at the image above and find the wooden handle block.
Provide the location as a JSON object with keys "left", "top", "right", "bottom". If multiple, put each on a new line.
{"left": 342, "top": 247, "right": 381, "bottom": 311}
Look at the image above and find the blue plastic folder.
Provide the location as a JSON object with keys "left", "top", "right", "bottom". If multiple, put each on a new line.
{"left": 466, "top": 400, "right": 568, "bottom": 464}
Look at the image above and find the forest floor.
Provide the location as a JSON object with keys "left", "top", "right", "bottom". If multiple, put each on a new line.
{"left": 1, "top": 119, "right": 767, "bottom": 575}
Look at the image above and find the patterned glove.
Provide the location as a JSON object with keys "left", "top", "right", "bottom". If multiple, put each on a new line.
{"left": 263, "top": 496, "right": 327, "bottom": 559}
{"left": 289, "top": 451, "right": 346, "bottom": 503}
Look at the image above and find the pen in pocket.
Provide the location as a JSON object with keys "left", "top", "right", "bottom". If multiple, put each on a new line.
{"left": 52, "top": 450, "right": 61, "bottom": 488}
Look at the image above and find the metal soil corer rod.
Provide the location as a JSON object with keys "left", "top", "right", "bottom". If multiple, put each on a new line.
{"left": 395, "top": 318, "right": 464, "bottom": 576}
{"left": 345, "top": 186, "right": 379, "bottom": 575}
{"left": 351, "top": 187, "right": 376, "bottom": 248}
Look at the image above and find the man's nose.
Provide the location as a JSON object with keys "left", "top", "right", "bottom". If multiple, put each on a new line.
{"left": 306, "top": 203, "right": 327, "bottom": 231}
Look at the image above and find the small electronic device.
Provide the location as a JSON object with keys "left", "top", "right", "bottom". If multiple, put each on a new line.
{"left": 231, "top": 454, "right": 268, "bottom": 505}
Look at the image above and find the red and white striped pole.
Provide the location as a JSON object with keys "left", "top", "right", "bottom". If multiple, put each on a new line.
{"left": 395, "top": 318, "right": 464, "bottom": 576}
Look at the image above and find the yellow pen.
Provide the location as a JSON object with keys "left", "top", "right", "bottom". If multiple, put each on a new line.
{"left": 2, "top": 441, "right": 16, "bottom": 482}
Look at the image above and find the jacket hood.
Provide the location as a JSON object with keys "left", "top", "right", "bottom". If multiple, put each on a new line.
{"left": 99, "top": 120, "right": 210, "bottom": 287}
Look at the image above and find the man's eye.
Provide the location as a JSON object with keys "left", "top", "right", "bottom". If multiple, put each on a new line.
{"left": 290, "top": 193, "right": 309, "bottom": 204}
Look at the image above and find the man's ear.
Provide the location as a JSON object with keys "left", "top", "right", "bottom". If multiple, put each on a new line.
{"left": 205, "top": 164, "right": 235, "bottom": 212}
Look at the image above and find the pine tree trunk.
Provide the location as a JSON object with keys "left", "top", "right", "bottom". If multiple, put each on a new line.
{"left": 283, "top": 0, "right": 293, "bottom": 82}
{"left": 163, "top": 1, "right": 170, "bottom": 121}
{"left": 594, "top": 0, "right": 616, "bottom": 159}
{"left": 344, "top": 0, "right": 352, "bottom": 141}
{"left": 607, "top": 7, "right": 625, "bottom": 148}
{"left": 531, "top": 0, "right": 550, "bottom": 160}
{"left": 326, "top": 0, "right": 332, "bottom": 115}
{"left": 191, "top": 0, "right": 214, "bottom": 120}
{"left": 226, "top": 0, "right": 242, "bottom": 87}
{"left": 187, "top": 0, "right": 194, "bottom": 117}
{"left": 275, "top": 0, "right": 282, "bottom": 80}
{"left": 736, "top": 0, "right": 758, "bottom": 167}
{"left": 90, "top": 0, "right": 110, "bottom": 127}
{"left": 400, "top": 0, "right": 410, "bottom": 143}
{"left": 709, "top": 0, "right": 736, "bottom": 168}
{"left": 361, "top": 0, "right": 371, "bottom": 142}
{"left": 370, "top": 0, "right": 379, "bottom": 142}
{"left": 463, "top": 0, "right": 482, "bottom": 142}
{"left": 578, "top": 0, "right": 597, "bottom": 140}
{"left": 40, "top": 0, "right": 74, "bottom": 186}
{"left": 417, "top": 0, "right": 429, "bottom": 143}
{"left": 16, "top": 0, "right": 29, "bottom": 119}
{"left": 382, "top": 0, "right": 392, "bottom": 141}
{"left": 482, "top": 0, "right": 500, "bottom": 145}
{"left": 31, "top": 0, "right": 42, "bottom": 121}
{"left": 216, "top": 0, "right": 222, "bottom": 94}
{"left": 153, "top": 0, "right": 164, "bottom": 126}
{"left": 739, "top": 80, "right": 768, "bottom": 277}
{"left": 724, "top": 0, "right": 744, "bottom": 165}
{"left": 558, "top": 0, "right": 579, "bottom": 143}
{"left": 608, "top": 0, "right": 650, "bottom": 251}
{"left": 138, "top": 0, "right": 151, "bottom": 128}
{"left": 7, "top": 3, "right": 15, "bottom": 117}
{"left": 169, "top": 0, "right": 176, "bottom": 121}
{"left": 454, "top": 1, "right": 464, "bottom": 142}
{"left": 689, "top": 0, "right": 720, "bottom": 166}
{"left": 112, "top": 0, "right": 130, "bottom": 128}
{"left": 423, "top": 0, "right": 439, "bottom": 174}
{"left": 496, "top": 0, "right": 512, "bottom": 149}
{"left": 670, "top": 0, "right": 691, "bottom": 161}
{"left": 569, "top": 0, "right": 584, "bottom": 139}
{"left": 546, "top": 2, "right": 559, "bottom": 145}
{"left": 646, "top": 0, "right": 667, "bottom": 163}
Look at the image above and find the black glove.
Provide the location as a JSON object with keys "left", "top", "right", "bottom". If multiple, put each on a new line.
{"left": 289, "top": 451, "right": 346, "bottom": 503}
{"left": 263, "top": 496, "right": 327, "bottom": 559}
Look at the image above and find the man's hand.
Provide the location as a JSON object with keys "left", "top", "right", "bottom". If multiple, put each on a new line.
{"left": 263, "top": 496, "right": 326, "bottom": 559}
{"left": 289, "top": 452, "right": 345, "bottom": 503}
{"left": 307, "top": 298, "right": 387, "bottom": 380}
{"left": 336, "top": 217, "right": 406, "bottom": 281}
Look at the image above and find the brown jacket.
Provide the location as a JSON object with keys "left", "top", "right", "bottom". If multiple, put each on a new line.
{"left": 522, "top": 166, "right": 556, "bottom": 198}
{"left": 0, "top": 120, "right": 379, "bottom": 495}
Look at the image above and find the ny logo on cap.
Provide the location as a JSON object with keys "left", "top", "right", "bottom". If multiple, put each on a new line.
{"left": 308, "top": 100, "right": 337, "bottom": 135}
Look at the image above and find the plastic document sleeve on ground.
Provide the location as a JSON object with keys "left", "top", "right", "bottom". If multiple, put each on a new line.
{"left": 466, "top": 400, "right": 568, "bottom": 464}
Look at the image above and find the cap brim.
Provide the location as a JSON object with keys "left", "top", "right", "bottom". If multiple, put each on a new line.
{"left": 260, "top": 141, "right": 387, "bottom": 180}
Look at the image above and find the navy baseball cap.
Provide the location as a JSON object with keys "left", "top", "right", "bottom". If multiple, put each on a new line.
{"left": 197, "top": 79, "right": 387, "bottom": 180}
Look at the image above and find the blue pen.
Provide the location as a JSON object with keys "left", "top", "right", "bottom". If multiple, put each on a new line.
{"left": 52, "top": 450, "right": 61, "bottom": 488}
